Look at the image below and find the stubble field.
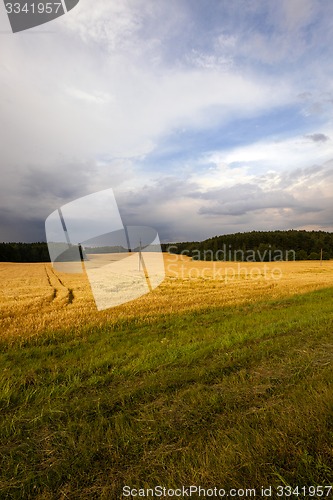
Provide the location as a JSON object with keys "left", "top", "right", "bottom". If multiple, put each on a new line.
{"left": 0, "top": 255, "right": 333, "bottom": 498}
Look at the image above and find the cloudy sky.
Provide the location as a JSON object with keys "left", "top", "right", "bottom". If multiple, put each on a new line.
{"left": 1, "top": 0, "right": 333, "bottom": 242}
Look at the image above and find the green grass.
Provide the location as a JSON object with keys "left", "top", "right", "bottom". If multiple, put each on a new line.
{"left": 1, "top": 288, "right": 333, "bottom": 498}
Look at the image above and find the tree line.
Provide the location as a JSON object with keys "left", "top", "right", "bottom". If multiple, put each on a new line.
{"left": 1, "top": 230, "right": 333, "bottom": 262}
{"left": 0, "top": 242, "right": 50, "bottom": 262}
{"left": 161, "top": 230, "right": 333, "bottom": 261}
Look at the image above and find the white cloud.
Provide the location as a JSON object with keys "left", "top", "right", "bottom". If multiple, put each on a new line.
{"left": 0, "top": 22, "right": 294, "bottom": 169}
{"left": 65, "top": 87, "right": 112, "bottom": 104}
{"left": 204, "top": 133, "right": 333, "bottom": 180}
{"left": 60, "top": 0, "right": 142, "bottom": 53}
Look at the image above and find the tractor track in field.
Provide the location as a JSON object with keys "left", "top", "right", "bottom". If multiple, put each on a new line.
{"left": 0, "top": 266, "right": 75, "bottom": 324}
{"left": 0, "top": 266, "right": 76, "bottom": 333}
{"left": 44, "top": 265, "right": 75, "bottom": 306}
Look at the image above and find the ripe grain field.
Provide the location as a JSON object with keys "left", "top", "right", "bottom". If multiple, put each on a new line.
{"left": 1, "top": 255, "right": 333, "bottom": 341}
{"left": 0, "top": 255, "right": 333, "bottom": 498}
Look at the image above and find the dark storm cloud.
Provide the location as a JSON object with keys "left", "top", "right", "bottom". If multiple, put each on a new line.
{"left": 305, "top": 133, "right": 330, "bottom": 142}
{"left": 105, "top": 159, "right": 333, "bottom": 241}
{"left": 197, "top": 185, "right": 297, "bottom": 217}
{"left": 0, "top": 214, "right": 45, "bottom": 243}
{"left": 275, "top": 160, "right": 333, "bottom": 190}
{"left": 21, "top": 162, "right": 94, "bottom": 201}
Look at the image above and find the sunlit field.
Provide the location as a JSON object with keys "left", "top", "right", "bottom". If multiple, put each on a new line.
{"left": 1, "top": 255, "right": 333, "bottom": 498}
{"left": 1, "top": 254, "right": 333, "bottom": 341}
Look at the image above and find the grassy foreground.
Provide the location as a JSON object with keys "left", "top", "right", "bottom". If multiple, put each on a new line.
{"left": 1, "top": 287, "right": 333, "bottom": 498}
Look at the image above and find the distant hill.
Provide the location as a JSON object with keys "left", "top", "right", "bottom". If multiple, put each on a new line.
{"left": 161, "top": 230, "right": 333, "bottom": 261}
{"left": 1, "top": 230, "right": 332, "bottom": 262}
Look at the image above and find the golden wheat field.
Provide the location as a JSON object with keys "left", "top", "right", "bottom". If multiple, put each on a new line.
{"left": 0, "top": 254, "right": 333, "bottom": 341}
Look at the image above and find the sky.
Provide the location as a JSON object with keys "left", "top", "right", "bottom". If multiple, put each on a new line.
{"left": 1, "top": 0, "right": 333, "bottom": 243}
